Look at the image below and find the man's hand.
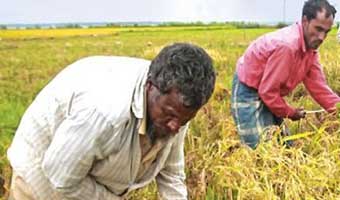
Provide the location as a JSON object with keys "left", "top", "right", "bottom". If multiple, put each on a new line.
{"left": 327, "top": 102, "right": 340, "bottom": 118}
{"left": 289, "top": 108, "right": 306, "bottom": 121}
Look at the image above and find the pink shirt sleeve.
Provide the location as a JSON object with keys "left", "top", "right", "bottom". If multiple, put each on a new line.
{"left": 258, "top": 46, "right": 296, "bottom": 118}
{"left": 303, "top": 57, "right": 340, "bottom": 112}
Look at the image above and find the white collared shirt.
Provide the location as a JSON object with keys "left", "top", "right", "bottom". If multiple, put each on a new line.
{"left": 7, "top": 56, "right": 188, "bottom": 200}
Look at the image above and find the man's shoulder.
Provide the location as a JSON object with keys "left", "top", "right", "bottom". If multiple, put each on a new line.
{"left": 278, "top": 24, "right": 302, "bottom": 51}
{"left": 54, "top": 56, "right": 151, "bottom": 85}
{"left": 65, "top": 56, "right": 150, "bottom": 124}
{"left": 71, "top": 56, "right": 151, "bottom": 72}
{"left": 77, "top": 55, "right": 150, "bottom": 64}
{"left": 262, "top": 24, "right": 301, "bottom": 52}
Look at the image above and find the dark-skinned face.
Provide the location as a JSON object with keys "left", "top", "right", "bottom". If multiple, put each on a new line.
{"left": 146, "top": 81, "right": 198, "bottom": 138}
{"left": 302, "top": 9, "right": 333, "bottom": 50}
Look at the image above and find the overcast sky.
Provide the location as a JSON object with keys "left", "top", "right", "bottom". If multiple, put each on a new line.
{"left": 1, "top": 0, "right": 339, "bottom": 24}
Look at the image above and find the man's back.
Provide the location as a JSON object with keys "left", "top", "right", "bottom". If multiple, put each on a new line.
{"left": 7, "top": 56, "right": 152, "bottom": 199}
{"left": 9, "top": 56, "right": 151, "bottom": 157}
{"left": 236, "top": 23, "right": 304, "bottom": 90}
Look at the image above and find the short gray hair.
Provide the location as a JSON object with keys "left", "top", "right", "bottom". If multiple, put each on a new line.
{"left": 148, "top": 43, "right": 216, "bottom": 110}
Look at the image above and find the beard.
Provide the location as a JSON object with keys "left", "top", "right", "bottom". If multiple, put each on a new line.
{"left": 146, "top": 120, "right": 169, "bottom": 143}
{"left": 311, "top": 40, "right": 322, "bottom": 49}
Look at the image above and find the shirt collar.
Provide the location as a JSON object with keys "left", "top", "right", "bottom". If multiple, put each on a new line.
{"left": 130, "top": 66, "right": 149, "bottom": 135}
{"left": 138, "top": 90, "right": 147, "bottom": 135}
{"left": 297, "top": 22, "right": 307, "bottom": 53}
{"left": 297, "top": 21, "right": 318, "bottom": 54}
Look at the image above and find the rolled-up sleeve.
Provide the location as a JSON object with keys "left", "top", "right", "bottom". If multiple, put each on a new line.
{"left": 303, "top": 57, "right": 340, "bottom": 112}
{"left": 156, "top": 125, "right": 189, "bottom": 200}
{"left": 41, "top": 107, "right": 121, "bottom": 200}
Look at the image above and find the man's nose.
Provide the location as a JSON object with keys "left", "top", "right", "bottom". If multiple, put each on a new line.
{"left": 167, "top": 119, "right": 180, "bottom": 134}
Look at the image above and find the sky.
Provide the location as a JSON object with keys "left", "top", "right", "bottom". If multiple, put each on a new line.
{"left": 1, "top": 0, "right": 339, "bottom": 24}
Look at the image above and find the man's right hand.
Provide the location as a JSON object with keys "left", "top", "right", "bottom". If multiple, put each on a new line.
{"left": 289, "top": 108, "right": 306, "bottom": 121}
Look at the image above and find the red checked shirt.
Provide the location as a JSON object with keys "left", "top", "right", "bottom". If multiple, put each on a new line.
{"left": 237, "top": 22, "right": 340, "bottom": 118}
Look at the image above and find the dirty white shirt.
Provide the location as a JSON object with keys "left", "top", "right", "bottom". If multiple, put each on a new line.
{"left": 7, "top": 56, "right": 188, "bottom": 200}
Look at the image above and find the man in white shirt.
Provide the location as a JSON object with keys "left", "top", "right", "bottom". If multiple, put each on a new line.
{"left": 7, "top": 43, "right": 216, "bottom": 200}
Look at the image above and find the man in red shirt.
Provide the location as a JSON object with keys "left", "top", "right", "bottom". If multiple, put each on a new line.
{"left": 231, "top": 0, "right": 340, "bottom": 149}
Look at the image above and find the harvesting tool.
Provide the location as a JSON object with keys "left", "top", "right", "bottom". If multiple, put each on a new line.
{"left": 305, "top": 109, "right": 325, "bottom": 114}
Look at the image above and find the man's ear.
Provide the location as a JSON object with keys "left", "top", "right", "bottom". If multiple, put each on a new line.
{"left": 146, "top": 80, "right": 153, "bottom": 92}
{"left": 302, "top": 15, "right": 308, "bottom": 26}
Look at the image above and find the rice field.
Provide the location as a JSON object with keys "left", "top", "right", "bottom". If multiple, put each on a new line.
{"left": 0, "top": 25, "right": 339, "bottom": 200}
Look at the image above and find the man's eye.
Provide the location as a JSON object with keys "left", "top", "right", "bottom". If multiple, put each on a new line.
{"left": 316, "top": 27, "right": 323, "bottom": 32}
{"left": 165, "top": 111, "right": 175, "bottom": 117}
{"left": 164, "top": 109, "right": 176, "bottom": 118}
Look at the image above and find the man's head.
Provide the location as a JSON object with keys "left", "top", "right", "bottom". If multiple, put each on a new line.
{"left": 146, "top": 43, "right": 215, "bottom": 137}
{"left": 302, "top": 0, "right": 336, "bottom": 49}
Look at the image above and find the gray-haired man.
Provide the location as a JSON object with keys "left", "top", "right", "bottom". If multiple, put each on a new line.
{"left": 8, "top": 43, "right": 216, "bottom": 200}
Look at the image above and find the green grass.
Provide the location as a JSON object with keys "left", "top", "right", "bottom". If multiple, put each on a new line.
{"left": 0, "top": 26, "right": 339, "bottom": 199}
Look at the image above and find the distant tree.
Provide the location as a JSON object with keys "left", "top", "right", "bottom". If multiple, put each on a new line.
{"left": 193, "top": 21, "right": 204, "bottom": 26}
{"left": 231, "top": 21, "right": 261, "bottom": 29}
{"left": 0, "top": 25, "right": 6, "bottom": 30}
{"left": 65, "top": 24, "right": 81, "bottom": 28}
{"left": 106, "top": 23, "right": 119, "bottom": 27}
{"left": 276, "top": 22, "right": 288, "bottom": 28}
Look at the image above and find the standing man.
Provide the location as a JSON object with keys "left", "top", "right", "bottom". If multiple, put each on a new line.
{"left": 7, "top": 43, "right": 216, "bottom": 199}
{"left": 231, "top": 0, "right": 340, "bottom": 149}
